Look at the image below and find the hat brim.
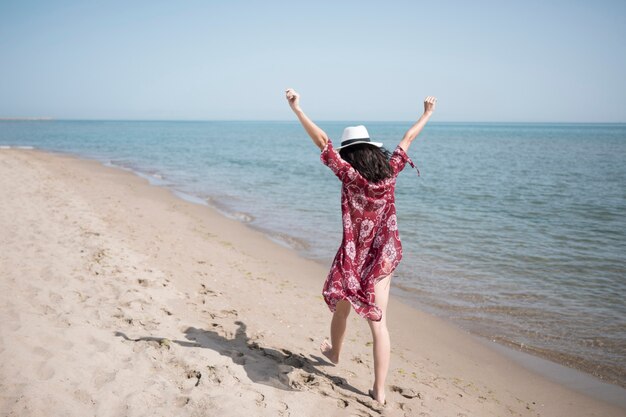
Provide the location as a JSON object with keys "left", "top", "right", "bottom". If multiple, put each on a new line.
{"left": 335, "top": 140, "right": 383, "bottom": 150}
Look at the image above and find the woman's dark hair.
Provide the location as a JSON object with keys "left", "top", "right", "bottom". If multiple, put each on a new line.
{"left": 339, "top": 144, "right": 393, "bottom": 183}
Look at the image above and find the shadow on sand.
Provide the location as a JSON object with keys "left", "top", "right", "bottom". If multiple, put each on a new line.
{"left": 115, "top": 320, "right": 367, "bottom": 397}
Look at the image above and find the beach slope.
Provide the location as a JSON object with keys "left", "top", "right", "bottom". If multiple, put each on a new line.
{"left": 0, "top": 149, "right": 623, "bottom": 417}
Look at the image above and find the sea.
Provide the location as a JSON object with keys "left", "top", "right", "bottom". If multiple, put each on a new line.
{"left": 1, "top": 120, "right": 625, "bottom": 389}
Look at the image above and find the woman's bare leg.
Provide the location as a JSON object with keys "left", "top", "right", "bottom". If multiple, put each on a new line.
{"left": 320, "top": 299, "right": 351, "bottom": 364}
{"left": 367, "top": 274, "right": 392, "bottom": 404}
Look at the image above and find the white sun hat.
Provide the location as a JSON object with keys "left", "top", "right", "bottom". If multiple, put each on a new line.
{"left": 335, "top": 125, "right": 383, "bottom": 150}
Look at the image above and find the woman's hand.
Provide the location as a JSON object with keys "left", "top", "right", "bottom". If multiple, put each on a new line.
{"left": 424, "top": 96, "right": 437, "bottom": 114}
{"left": 285, "top": 88, "right": 301, "bottom": 111}
{"left": 285, "top": 87, "right": 329, "bottom": 150}
{"left": 399, "top": 95, "right": 437, "bottom": 152}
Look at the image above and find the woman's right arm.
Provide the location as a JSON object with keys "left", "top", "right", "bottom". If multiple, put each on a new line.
{"left": 398, "top": 96, "right": 437, "bottom": 152}
{"left": 285, "top": 88, "right": 329, "bottom": 151}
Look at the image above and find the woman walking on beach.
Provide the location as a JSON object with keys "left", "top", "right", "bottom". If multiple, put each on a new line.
{"left": 285, "top": 88, "right": 436, "bottom": 404}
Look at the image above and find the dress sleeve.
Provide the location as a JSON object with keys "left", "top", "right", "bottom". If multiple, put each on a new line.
{"left": 390, "top": 145, "right": 420, "bottom": 177}
{"left": 320, "top": 139, "right": 356, "bottom": 182}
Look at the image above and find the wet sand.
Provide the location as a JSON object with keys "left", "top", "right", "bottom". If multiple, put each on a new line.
{"left": 1, "top": 148, "right": 624, "bottom": 417}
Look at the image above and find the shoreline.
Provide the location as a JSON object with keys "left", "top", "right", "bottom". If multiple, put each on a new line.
{"left": 100, "top": 148, "right": 626, "bottom": 394}
{"left": 8, "top": 145, "right": 626, "bottom": 398}
{"left": 1, "top": 148, "right": 625, "bottom": 416}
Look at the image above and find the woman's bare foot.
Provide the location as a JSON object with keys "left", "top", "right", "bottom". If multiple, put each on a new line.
{"left": 320, "top": 339, "right": 339, "bottom": 364}
{"left": 369, "top": 388, "right": 386, "bottom": 406}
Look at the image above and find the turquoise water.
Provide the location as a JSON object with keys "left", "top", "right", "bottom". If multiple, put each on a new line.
{"left": 1, "top": 120, "right": 625, "bottom": 387}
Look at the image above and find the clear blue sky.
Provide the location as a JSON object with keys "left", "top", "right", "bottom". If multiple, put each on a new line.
{"left": 1, "top": 0, "right": 625, "bottom": 122}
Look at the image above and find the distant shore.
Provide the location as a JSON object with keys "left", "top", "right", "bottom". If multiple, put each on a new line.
{"left": 0, "top": 148, "right": 624, "bottom": 416}
{"left": 0, "top": 117, "right": 54, "bottom": 121}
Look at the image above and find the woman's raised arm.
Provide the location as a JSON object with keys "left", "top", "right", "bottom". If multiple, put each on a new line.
{"left": 285, "top": 88, "right": 329, "bottom": 150}
{"left": 398, "top": 96, "right": 437, "bottom": 152}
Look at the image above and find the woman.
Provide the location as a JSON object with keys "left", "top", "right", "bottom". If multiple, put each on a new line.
{"left": 285, "top": 88, "right": 436, "bottom": 405}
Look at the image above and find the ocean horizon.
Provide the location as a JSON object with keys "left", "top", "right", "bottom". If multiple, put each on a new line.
{"left": 3, "top": 118, "right": 626, "bottom": 124}
{"left": 1, "top": 119, "right": 624, "bottom": 389}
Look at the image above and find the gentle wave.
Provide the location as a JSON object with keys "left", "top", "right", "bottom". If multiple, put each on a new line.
{"left": 0, "top": 145, "right": 35, "bottom": 149}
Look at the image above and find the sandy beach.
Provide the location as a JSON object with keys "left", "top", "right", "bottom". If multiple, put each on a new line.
{"left": 0, "top": 148, "right": 624, "bottom": 417}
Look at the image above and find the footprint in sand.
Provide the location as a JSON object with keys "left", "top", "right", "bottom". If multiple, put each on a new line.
{"left": 287, "top": 370, "right": 319, "bottom": 389}
{"left": 32, "top": 346, "right": 53, "bottom": 359}
{"left": 93, "top": 371, "right": 117, "bottom": 389}
{"left": 398, "top": 401, "right": 414, "bottom": 415}
{"left": 71, "top": 290, "right": 89, "bottom": 303}
{"left": 73, "top": 389, "right": 94, "bottom": 405}
{"left": 48, "top": 291, "right": 63, "bottom": 304}
{"left": 198, "top": 283, "right": 221, "bottom": 297}
{"left": 186, "top": 370, "right": 202, "bottom": 386}
{"left": 206, "top": 309, "right": 239, "bottom": 320}
{"left": 36, "top": 362, "right": 55, "bottom": 380}
{"left": 254, "top": 392, "right": 266, "bottom": 408}
{"left": 349, "top": 391, "right": 388, "bottom": 414}
{"left": 220, "top": 309, "right": 238, "bottom": 317}
{"left": 137, "top": 278, "right": 151, "bottom": 287}
{"left": 181, "top": 369, "right": 202, "bottom": 391}
{"left": 391, "top": 385, "right": 422, "bottom": 399}
{"left": 175, "top": 396, "right": 191, "bottom": 408}
{"left": 207, "top": 322, "right": 229, "bottom": 338}
{"left": 351, "top": 355, "right": 365, "bottom": 365}
{"left": 205, "top": 365, "right": 223, "bottom": 384}
{"left": 277, "top": 402, "right": 290, "bottom": 417}
{"left": 88, "top": 336, "right": 110, "bottom": 353}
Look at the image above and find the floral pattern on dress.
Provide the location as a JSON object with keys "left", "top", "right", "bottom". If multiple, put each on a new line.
{"left": 373, "top": 234, "right": 384, "bottom": 249}
{"left": 382, "top": 241, "right": 397, "bottom": 262}
{"left": 320, "top": 139, "right": 417, "bottom": 321}
{"left": 387, "top": 214, "right": 398, "bottom": 231}
{"left": 345, "top": 241, "right": 356, "bottom": 260}
{"left": 359, "top": 219, "right": 374, "bottom": 241}
{"left": 343, "top": 214, "right": 352, "bottom": 230}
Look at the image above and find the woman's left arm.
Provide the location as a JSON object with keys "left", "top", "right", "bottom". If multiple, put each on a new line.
{"left": 285, "top": 88, "right": 329, "bottom": 150}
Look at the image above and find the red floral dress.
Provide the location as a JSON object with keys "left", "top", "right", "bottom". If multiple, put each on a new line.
{"left": 320, "top": 139, "right": 419, "bottom": 321}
